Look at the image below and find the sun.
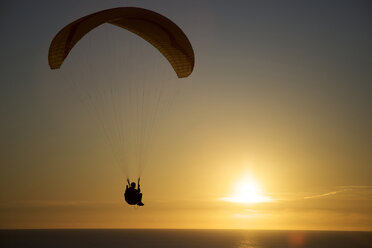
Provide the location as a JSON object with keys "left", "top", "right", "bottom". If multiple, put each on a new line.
{"left": 221, "top": 177, "right": 274, "bottom": 204}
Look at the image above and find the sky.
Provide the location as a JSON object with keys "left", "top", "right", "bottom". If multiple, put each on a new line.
{"left": 0, "top": 0, "right": 371, "bottom": 230}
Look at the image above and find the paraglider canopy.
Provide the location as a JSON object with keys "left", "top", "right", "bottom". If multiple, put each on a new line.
{"left": 48, "top": 7, "right": 194, "bottom": 78}
{"left": 48, "top": 6, "right": 195, "bottom": 187}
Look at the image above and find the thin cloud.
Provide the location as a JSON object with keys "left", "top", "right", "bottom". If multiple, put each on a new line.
{"left": 0, "top": 200, "right": 120, "bottom": 208}
{"left": 338, "top": 185, "right": 372, "bottom": 189}
{"left": 272, "top": 185, "right": 372, "bottom": 201}
{"left": 303, "top": 189, "right": 349, "bottom": 199}
{"left": 302, "top": 185, "right": 372, "bottom": 200}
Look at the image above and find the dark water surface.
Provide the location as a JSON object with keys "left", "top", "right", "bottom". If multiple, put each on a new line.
{"left": 1, "top": 229, "right": 371, "bottom": 248}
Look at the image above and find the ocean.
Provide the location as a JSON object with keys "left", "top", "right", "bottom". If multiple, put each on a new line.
{"left": 1, "top": 229, "right": 371, "bottom": 248}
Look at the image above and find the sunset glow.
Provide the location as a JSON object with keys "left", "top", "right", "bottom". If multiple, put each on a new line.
{"left": 221, "top": 177, "right": 274, "bottom": 204}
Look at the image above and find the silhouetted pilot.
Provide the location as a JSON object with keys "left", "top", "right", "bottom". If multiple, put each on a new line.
{"left": 124, "top": 179, "right": 144, "bottom": 206}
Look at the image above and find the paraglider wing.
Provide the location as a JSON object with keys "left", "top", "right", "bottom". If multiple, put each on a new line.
{"left": 48, "top": 7, "right": 194, "bottom": 78}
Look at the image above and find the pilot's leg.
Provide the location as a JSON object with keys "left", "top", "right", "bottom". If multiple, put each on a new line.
{"left": 137, "top": 193, "right": 144, "bottom": 206}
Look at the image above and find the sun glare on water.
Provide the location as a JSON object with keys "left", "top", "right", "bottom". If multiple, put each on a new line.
{"left": 221, "top": 177, "right": 274, "bottom": 204}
